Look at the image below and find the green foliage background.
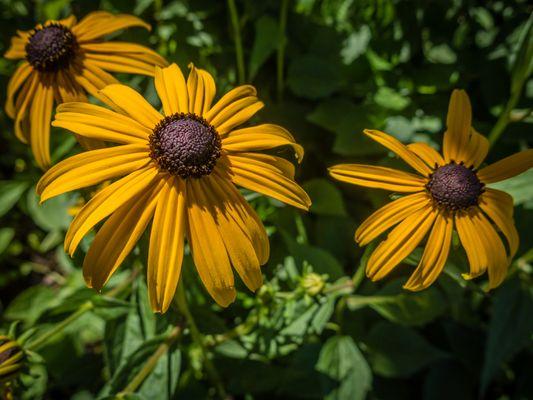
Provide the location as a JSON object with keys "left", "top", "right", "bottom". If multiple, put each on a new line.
{"left": 0, "top": 0, "right": 532, "bottom": 399}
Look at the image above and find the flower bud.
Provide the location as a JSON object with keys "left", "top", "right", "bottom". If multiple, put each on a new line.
{"left": 301, "top": 273, "right": 326, "bottom": 296}
{"left": 0, "top": 336, "right": 24, "bottom": 383}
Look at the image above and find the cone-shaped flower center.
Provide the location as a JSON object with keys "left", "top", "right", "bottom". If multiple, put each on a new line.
{"left": 427, "top": 162, "right": 484, "bottom": 210}
{"left": 149, "top": 113, "right": 221, "bottom": 178}
{"left": 26, "top": 24, "right": 77, "bottom": 72}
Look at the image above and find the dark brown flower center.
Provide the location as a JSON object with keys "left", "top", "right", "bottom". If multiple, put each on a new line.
{"left": 26, "top": 24, "right": 77, "bottom": 72}
{"left": 426, "top": 162, "right": 484, "bottom": 210}
{"left": 149, "top": 113, "right": 221, "bottom": 178}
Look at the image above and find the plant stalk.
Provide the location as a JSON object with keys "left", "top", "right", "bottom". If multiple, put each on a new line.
{"left": 277, "top": 0, "right": 290, "bottom": 101}
{"left": 227, "top": 0, "right": 245, "bottom": 84}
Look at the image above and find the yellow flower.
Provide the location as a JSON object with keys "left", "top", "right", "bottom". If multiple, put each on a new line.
{"left": 329, "top": 90, "right": 533, "bottom": 291}
{"left": 0, "top": 336, "right": 24, "bottom": 383}
{"left": 37, "top": 63, "right": 311, "bottom": 312}
{"left": 5, "top": 12, "right": 168, "bottom": 169}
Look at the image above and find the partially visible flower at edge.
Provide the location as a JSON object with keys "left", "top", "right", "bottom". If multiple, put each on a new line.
{"left": 0, "top": 336, "right": 24, "bottom": 384}
{"left": 4, "top": 11, "right": 168, "bottom": 169}
{"left": 37, "top": 62, "right": 311, "bottom": 313}
{"left": 329, "top": 89, "right": 533, "bottom": 291}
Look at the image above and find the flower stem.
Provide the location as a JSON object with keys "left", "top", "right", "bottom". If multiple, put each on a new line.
{"left": 26, "top": 301, "right": 94, "bottom": 352}
{"left": 277, "top": 0, "right": 290, "bottom": 101}
{"left": 175, "top": 284, "right": 228, "bottom": 399}
{"left": 227, "top": 0, "right": 245, "bottom": 84}
{"left": 488, "top": 89, "right": 522, "bottom": 147}
{"left": 119, "top": 325, "right": 181, "bottom": 396}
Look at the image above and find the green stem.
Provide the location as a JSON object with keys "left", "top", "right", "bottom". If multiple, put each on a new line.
{"left": 26, "top": 301, "right": 94, "bottom": 351}
{"left": 488, "top": 90, "right": 522, "bottom": 146}
{"left": 119, "top": 326, "right": 181, "bottom": 395}
{"left": 175, "top": 284, "right": 228, "bottom": 399}
{"left": 351, "top": 263, "right": 366, "bottom": 292}
{"left": 227, "top": 0, "right": 245, "bottom": 84}
{"left": 277, "top": 0, "right": 290, "bottom": 101}
{"left": 295, "top": 213, "right": 308, "bottom": 244}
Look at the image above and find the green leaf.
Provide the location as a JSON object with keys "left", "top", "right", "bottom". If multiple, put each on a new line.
{"left": 0, "top": 180, "right": 29, "bottom": 218}
{"left": 303, "top": 179, "right": 347, "bottom": 216}
{"left": 0, "top": 227, "right": 15, "bottom": 256}
{"left": 249, "top": 16, "right": 279, "bottom": 81}
{"left": 316, "top": 335, "right": 372, "bottom": 400}
{"left": 341, "top": 26, "right": 371, "bottom": 64}
{"left": 364, "top": 321, "right": 447, "bottom": 377}
{"left": 288, "top": 54, "right": 343, "bottom": 99}
{"left": 374, "top": 87, "right": 410, "bottom": 111}
{"left": 480, "top": 278, "right": 533, "bottom": 394}
{"left": 26, "top": 187, "right": 73, "bottom": 232}
{"left": 489, "top": 169, "right": 533, "bottom": 207}
{"left": 4, "top": 286, "right": 57, "bottom": 327}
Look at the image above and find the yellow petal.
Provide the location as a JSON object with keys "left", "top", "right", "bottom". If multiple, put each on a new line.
{"left": 228, "top": 157, "right": 311, "bottom": 210}
{"left": 364, "top": 130, "right": 431, "bottom": 176}
{"left": 154, "top": 64, "right": 189, "bottom": 115}
{"left": 443, "top": 89, "right": 472, "bottom": 162}
{"left": 477, "top": 149, "right": 533, "bottom": 183}
{"left": 201, "top": 175, "right": 263, "bottom": 291}
{"left": 328, "top": 164, "right": 426, "bottom": 192}
{"left": 214, "top": 170, "right": 269, "bottom": 265}
{"left": 6, "top": 62, "right": 32, "bottom": 119}
{"left": 99, "top": 84, "right": 163, "bottom": 129}
{"left": 30, "top": 81, "right": 54, "bottom": 169}
{"left": 53, "top": 102, "right": 150, "bottom": 143}
{"left": 366, "top": 205, "right": 436, "bottom": 281}
{"left": 186, "top": 179, "right": 236, "bottom": 307}
{"left": 83, "top": 180, "right": 161, "bottom": 291}
{"left": 65, "top": 167, "right": 158, "bottom": 256}
{"left": 455, "top": 210, "right": 488, "bottom": 279}
{"left": 83, "top": 53, "right": 159, "bottom": 76}
{"left": 406, "top": 142, "right": 444, "bottom": 168}
{"left": 4, "top": 36, "right": 26, "bottom": 59}
{"left": 404, "top": 213, "right": 453, "bottom": 291}
{"left": 204, "top": 85, "right": 257, "bottom": 124}
{"left": 355, "top": 192, "right": 431, "bottom": 245}
{"left": 39, "top": 145, "right": 150, "bottom": 201}
{"left": 228, "top": 152, "right": 295, "bottom": 179}
{"left": 187, "top": 63, "right": 216, "bottom": 116}
{"left": 222, "top": 124, "right": 304, "bottom": 163}
{"left": 214, "top": 98, "right": 264, "bottom": 136}
{"left": 73, "top": 11, "right": 151, "bottom": 42}
{"left": 148, "top": 177, "right": 186, "bottom": 313}
{"left": 14, "top": 73, "right": 39, "bottom": 143}
{"left": 479, "top": 189, "right": 519, "bottom": 257}
{"left": 462, "top": 128, "right": 489, "bottom": 168}
{"left": 80, "top": 41, "right": 167, "bottom": 68}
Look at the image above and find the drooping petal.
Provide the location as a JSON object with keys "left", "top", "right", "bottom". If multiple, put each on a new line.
{"left": 53, "top": 102, "right": 150, "bottom": 143}
{"left": 477, "top": 149, "right": 533, "bottom": 183}
{"left": 30, "top": 80, "right": 54, "bottom": 169}
{"left": 14, "top": 73, "right": 39, "bottom": 143}
{"left": 479, "top": 189, "right": 519, "bottom": 257}
{"left": 83, "top": 180, "right": 162, "bottom": 291}
{"left": 470, "top": 210, "right": 509, "bottom": 289}
{"left": 364, "top": 130, "right": 432, "bottom": 176}
{"left": 80, "top": 41, "right": 167, "bottom": 68}
{"left": 83, "top": 53, "right": 159, "bottom": 76}
{"left": 187, "top": 63, "right": 216, "bottom": 116}
{"left": 6, "top": 62, "right": 32, "bottom": 119}
{"left": 222, "top": 124, "right": 304, "bottom": 163}
{"left": 355, "top": 192, "right": 432, "bottom": 245}
{"left": 404, "top": 213, "right": 453, "bottom": 291}
{"left": 98, "top": 84, "right": 163, "bottom": 129}
{"left": 328, "top": 164, "right": 427, "bottom": 192}
{"left": 64, "top": 166, "right": 158, "bottom": 256}
{"left": 199, "top": 176, "right": 263, "bottom": 292}
{"left": 38, "top": 145, "right": 150, "bottom": 201}
{"left": 455, "top": 210, "right": 488, "bottom": 279}
{"left": 73, "top": 11, "right": 151, "bottom": 42}
{"left": 443, "top": 89, "right": 472, "bottom": 162}
{"left": 186, "top": 179, "right": 236, "bottom": 306}
{"left": 227, "top": 156, "right": 311, "bottom": 210}
{"left": 407, "top": 142, "right": 444, "bottom": 169}
{"left": 148, "top": 177, "right": 186, "bottom": 313}
{"left": 228, "top": 152, "right": 295, "bottom": 179}
{"left": 154, "top": 64, "right": 188, "bottom": 115}
{"left": 214, "top": 170, "right": 269, "bottom": 265}
{"left": 366, "top": 205, "right": 436, "bottom": 281}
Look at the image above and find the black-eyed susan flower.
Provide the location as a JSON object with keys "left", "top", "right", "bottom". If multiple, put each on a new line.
{"left": 0, "top": 336, "right": 24, "bottom": 383}
{"left": 329, "top": 89, "right": 533, "bottom": 291}
{"left": 37, "top": 63, "right": 310, "bottom": 312}
{"left": 5, "top": 12, "right": 168, "bottom": 169}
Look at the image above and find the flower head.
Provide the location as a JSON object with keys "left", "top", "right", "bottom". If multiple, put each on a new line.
{"left": 329, "top": 90, "right": 533, "bottom": 290}
{"left": 0, "top": 336, "right": 24, "bottom": 384}
{"left": 5, "top": 12, "right": 168, "bottom": 169}
{"left": 37, "top": 63, "right": 310, "bottom": 312}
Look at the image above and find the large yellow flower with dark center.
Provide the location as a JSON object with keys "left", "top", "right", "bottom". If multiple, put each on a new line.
{"left": 329, "top": 90, "right": 533, "bottom": 290}
{"left": 5, "top": 12, "right": 168, "bottom": 169}
{"left": 37, "top": 63, "right": 311, "bottom": 312}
